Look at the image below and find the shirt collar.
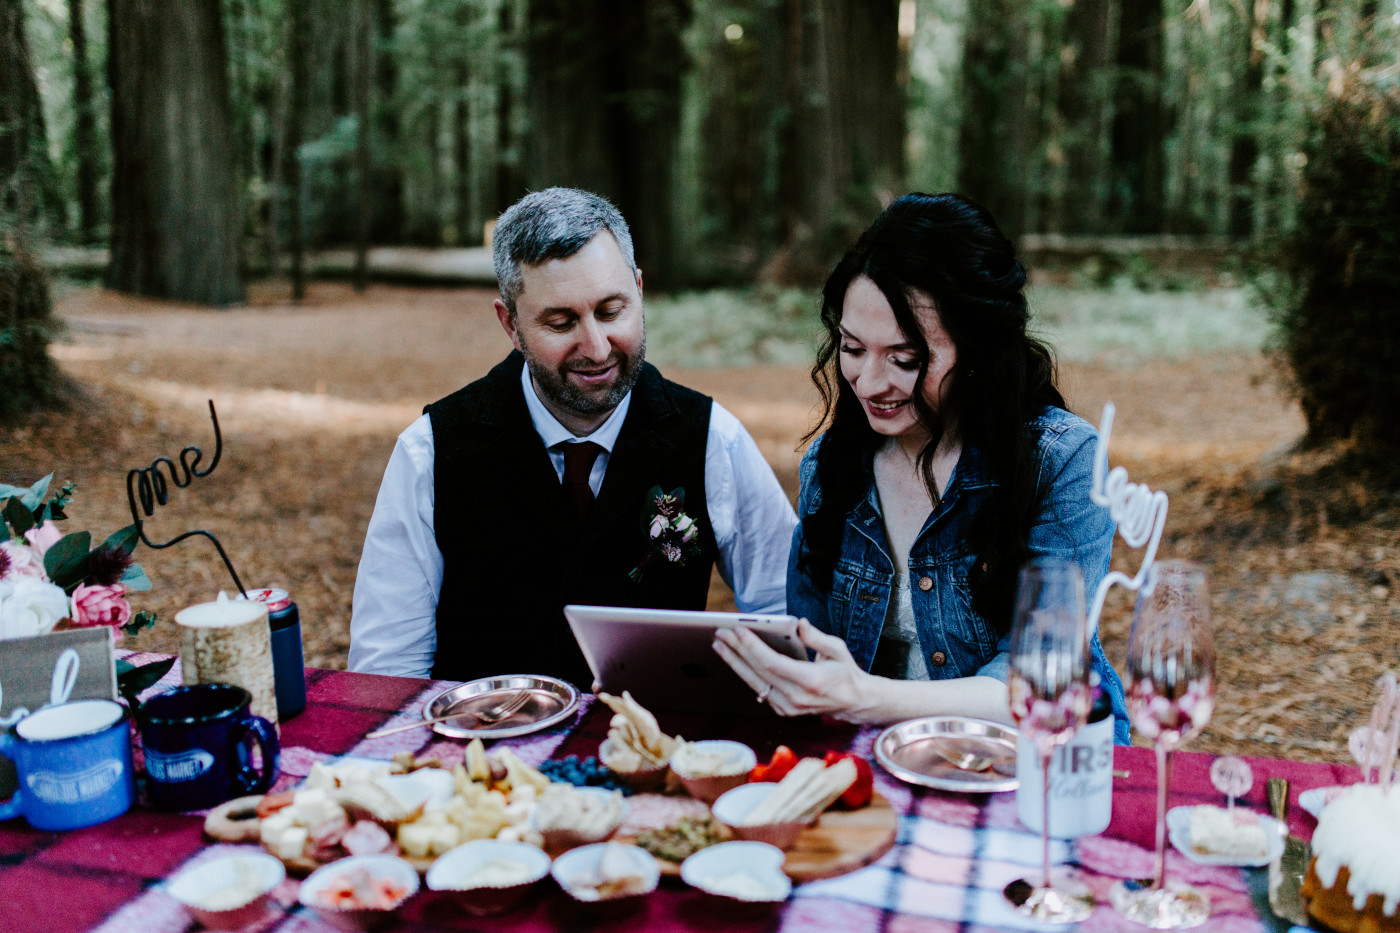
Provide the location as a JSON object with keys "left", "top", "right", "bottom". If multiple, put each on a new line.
{"left": 519, "top": 360, "right": 631, "bottom": 453}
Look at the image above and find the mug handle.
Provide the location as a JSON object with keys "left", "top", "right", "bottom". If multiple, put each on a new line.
{"left": 0, "top": 734, "right": 21, "bottom": 820}
{"left": 231, "top": 715, "right": 280, "bottom": 795}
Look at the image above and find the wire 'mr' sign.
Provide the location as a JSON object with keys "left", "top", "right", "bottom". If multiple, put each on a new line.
{"left": 1086, "top": 401, "right": 1169, "bottom": 638}
{"left": 125, "top": 399, "right": 246, "bottom": 596}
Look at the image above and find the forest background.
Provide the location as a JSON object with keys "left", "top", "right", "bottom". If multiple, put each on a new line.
{"left": 1, "top": 0, "right": 1399, "bottom": 763}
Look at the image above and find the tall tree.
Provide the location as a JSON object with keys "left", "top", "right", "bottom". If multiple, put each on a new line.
{"left": 957, "top": 0, "right": 1030, "bottom": 239}
{"left": 107, "top": 0, "right": 243, "bottom": 305}
{"left": 1, "top": 0, "right": 53, "bottom": 229}
{"left": 524, "top": 0, "right": 691, "bottom": 287}
{"left": 774, "top": 0, "right": 904, "bottom": 278}
{"left": 372, "top": 0, "right": 404, "bottom": 239}
{"left": 1228, "top": 0, "right": 1265, "bottom": 236}
{"left": 1108, "top": 0, "right": 1165, "bottom": 232}
{"left": 353, "top": 0, "right": 370, "bottom": 290}
{"left": 1057, "top": 0, "right": 1113, "bottom": 234}
{"left": 69, "top": 0, "right": 101, "bottom": 242}
{"left": 287, "top": 0, "right": 307, "bottom": 299}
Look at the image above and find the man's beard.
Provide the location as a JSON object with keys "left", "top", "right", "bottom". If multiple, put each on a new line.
{"left": 519, "top": 332, "right": 646, "bottom": 419}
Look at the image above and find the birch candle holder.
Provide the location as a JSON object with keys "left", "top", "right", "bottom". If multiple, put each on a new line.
{"left": 175, "top": 593, "right": 279, "bottom": 727}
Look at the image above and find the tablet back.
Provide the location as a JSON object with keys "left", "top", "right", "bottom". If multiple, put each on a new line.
{"left": 563, "top": 605, "right": 805, "bottom": 715}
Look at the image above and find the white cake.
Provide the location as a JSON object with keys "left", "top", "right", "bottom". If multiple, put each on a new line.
{"left": 1187, "top": 804, "right": 1270, "bottom": 859}
{"left": 1302, "top": 784, "right": 1400, "bottom": 932}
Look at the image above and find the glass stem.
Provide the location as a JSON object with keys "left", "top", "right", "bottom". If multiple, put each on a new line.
{"left": 1153, "top": 744, "right": 1171, "bottom": 890}
{"left": 1040, "top": 747, "right": 1053, "bottom": 889}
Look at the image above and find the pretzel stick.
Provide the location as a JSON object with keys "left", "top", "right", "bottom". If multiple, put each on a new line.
{"left": 741, "top": 759, "right": 826, "bottom": 825}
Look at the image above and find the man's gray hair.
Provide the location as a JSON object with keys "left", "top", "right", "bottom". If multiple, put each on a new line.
{"left": 492, "top": 187, "right": 636, "bottom": 314}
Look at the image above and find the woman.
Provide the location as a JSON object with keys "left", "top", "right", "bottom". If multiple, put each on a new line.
{"left": 715, "top": 193, "right": 1130, "bottom": 743}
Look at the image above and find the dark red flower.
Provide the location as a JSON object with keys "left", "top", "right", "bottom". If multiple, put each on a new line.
{"left": 0, "top": 547, "right": 10, "bottom": 579}
{"left": 87, "top": 546, "right": 134, "bottom": 586}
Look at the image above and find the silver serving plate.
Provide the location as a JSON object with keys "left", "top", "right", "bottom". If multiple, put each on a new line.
{"left": 424, "top": 674, "right": 581, "bottom": 740}
{"left": 875, "top": 716, "right": 1020, "bottom": 793}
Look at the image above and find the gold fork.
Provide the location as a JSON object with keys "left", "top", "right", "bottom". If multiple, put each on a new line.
{"left": 364, "top": 690, "right": 533, "bottom": 739}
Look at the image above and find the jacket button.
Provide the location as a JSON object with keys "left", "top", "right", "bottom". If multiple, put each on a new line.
{"left": 918, "top": 576, "right": 933, "bottom": 592}
{"left": 930, "top": 650, "right": 947, "bottom": 666}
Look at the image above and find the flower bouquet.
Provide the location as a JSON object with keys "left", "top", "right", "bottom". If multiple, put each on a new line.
{"left": 1, "top": 473, "right": 174, "bottom": 704}
{"left": 628, "top": 486, "right": 704, "bottom": 583}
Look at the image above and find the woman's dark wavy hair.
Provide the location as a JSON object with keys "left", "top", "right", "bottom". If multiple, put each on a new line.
{"left": 801, "top": 192, "right": 1065, "bottom": 635}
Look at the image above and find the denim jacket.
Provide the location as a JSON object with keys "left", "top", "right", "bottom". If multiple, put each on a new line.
{"left": 788, "top": 406, "right": 1131, "bottom": 744}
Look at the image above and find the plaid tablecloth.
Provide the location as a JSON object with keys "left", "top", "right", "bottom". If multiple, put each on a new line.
{"left": 0, "top": 658, "right": 1358, "bottom": 933}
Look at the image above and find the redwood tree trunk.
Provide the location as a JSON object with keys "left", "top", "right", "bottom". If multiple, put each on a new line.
{"left": 1058, "top": 0, "right": 1113, "bottom": 234}
{"left": 524, "top": 0, "right": 690, "bottom": 287}
{"left": 1109, "top": 0, "right": 1165, "bottom": 232}
{"left": 957, "top": 0, "right": 1030, "bottom": 239}
{"left": 1, "top": 0, "right": 52, "bottom": 228}
{"left": 776, "top": 0, "right": 904, "bottom": 280}
{"left": 69, "top": 0, "right": 100, "bottom": 242}
{"left": 107, "top": 0, "right": 243, "bottom": 305}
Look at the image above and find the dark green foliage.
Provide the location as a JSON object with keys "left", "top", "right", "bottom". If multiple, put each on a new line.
{"left": 0, "top": 241, "right": 63, "bottom": 420}
{"left": 1267, "top": 72, "right": 1400, "bottom": 452}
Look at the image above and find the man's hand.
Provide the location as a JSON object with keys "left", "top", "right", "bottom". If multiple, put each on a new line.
{"left": 713, "top": 618, "right": 886, "bottom": 723}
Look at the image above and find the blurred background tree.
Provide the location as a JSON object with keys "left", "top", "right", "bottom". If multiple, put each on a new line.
{"left": 3, "top": 0, "right": 1400, "bottom": 442}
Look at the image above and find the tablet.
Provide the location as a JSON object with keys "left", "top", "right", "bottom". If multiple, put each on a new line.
{"left": 563, "top": 605, "right": 806, "bottom": 715}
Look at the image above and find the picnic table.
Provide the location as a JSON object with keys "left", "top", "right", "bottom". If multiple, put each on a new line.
{"left": 0, "top": 655, "right": 1356, "bottom": 933}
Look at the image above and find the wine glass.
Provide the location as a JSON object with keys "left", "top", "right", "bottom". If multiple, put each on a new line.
{"left": 1110, "top": 560, "right": 1217, "bottom": 929}
{"left": 1003, "top": 557, "right": 1095, "bottom": 924}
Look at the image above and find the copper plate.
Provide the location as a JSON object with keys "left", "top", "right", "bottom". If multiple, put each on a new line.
{"left": 874, "top": 716, "right": 1019, "bottom": 793}
{"left": 424, "top": 675, "right": 581, "bottom": 740}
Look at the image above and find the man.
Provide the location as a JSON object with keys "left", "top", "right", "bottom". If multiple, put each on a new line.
{"left": 349, "top": 187, "right": 796, "bottom": 685}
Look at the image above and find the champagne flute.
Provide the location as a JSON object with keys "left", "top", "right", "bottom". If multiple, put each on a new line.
{"left": 1110, "top": 560, "right": 1216, "bottom": 929}
{"left": 1003, "top": 557, "right": 1095, "bottom": 923}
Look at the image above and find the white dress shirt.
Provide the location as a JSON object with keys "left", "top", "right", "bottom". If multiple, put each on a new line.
{"left": 349, "top": 365, "right": 798, "bottom": 677}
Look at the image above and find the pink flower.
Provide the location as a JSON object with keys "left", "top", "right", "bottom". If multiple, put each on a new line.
{"left": 0, "top": 541, "right": 48, "bottom": 582}
{"left": 23, "top": 520, "right": 64, "bottom": 558}
{"left": 70, "top": 583, "right": 133, "bottom": 630}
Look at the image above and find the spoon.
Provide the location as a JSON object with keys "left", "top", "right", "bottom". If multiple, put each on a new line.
{"left": 364, "top": 690, "right": 533, "bottom": 739}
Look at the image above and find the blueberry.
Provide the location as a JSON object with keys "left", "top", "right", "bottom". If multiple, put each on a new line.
{"left": 564, "top": 755, "right": 579, "bottom": 766}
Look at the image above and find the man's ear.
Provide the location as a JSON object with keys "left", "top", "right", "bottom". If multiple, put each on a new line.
{"left": 495, "top": 299, "right": 523, "bottom": 351}
{"left": 635, "top": 267, "right": 644, "bottom": 299}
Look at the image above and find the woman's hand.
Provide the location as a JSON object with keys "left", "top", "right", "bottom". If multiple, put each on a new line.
{"left": 713, "top": 618, "right": 888, "bottom": 723}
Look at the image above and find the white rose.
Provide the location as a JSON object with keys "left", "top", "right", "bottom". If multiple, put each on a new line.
{"left": 649, "top": 515, "right": 667, "bottom": 539}
{"left": 675, "top": 515, "right": 694, "bottom": 533}
{"left": 0, "top": 577, "right": 72, "bottom": 639}
{"left": 0, "top": 540, "right": 48, "bottom": 582}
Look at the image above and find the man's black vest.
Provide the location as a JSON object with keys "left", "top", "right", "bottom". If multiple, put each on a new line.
{"left": 425, "top": 352, "right": 717, "bottom": 687}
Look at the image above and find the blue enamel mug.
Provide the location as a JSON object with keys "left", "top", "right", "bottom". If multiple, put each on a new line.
{"left": 0, "top": 698, "right": 136, "bottom": 831}
{"left": 139, "top": 683, "right": 279, "bottom": 811}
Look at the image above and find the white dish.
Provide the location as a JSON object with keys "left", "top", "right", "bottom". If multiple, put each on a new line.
{"left": 681, "top": 841, "right": 791, "bottom": 902}
{"left": 550, "top": 842, "right": 660, "bottom": 902}
{"left": 874, "top": 716, "right": 1019, "bottom": 793}
{"left": 298, "top": 854, "right": 419, "bottom": 930}
{"left": 166, "top": 852, "right": 284, "bottom": 930}
{"left": 1166, "top": 805, "right": 1285, "bottom": 868}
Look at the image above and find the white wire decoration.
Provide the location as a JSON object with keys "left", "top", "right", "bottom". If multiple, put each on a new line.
{"left": 1086, "top": 401, "right": 1170, "bottom": 638}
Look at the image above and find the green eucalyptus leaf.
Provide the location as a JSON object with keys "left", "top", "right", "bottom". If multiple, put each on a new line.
{"left": 3, "top": 497, "right": 35, "bottom": 537}
{"left": 121, "top": 609, "right": 159, "bottom": 635}
{"left": 20, "top": 474, "right": 52, "bottom": 511}
{"left": 102, "top": 524, "right": 141, "bottom": 557}
{"left": 116, "top": 656, "right": 176, "bottom": 703}
{"left": 43, "top": 530, "right": 92, "bottom": 588}
{"left": 120, "top": 564, "right": 153, "bottom": 592}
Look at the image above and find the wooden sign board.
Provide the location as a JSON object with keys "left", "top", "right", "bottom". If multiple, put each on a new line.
{"left": 0, "top": 627, "right": 118, "bottom": 798}
{"left": 0, "top": 627, "right": 118, "bottom": 722}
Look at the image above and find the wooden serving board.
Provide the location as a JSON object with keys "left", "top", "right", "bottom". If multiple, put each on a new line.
{"left": 625, "top": 791, "right": 899, "bottom": 883}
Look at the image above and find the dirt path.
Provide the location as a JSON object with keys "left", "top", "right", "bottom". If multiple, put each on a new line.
{"left": 5, "top": 281, "right": 1394, "bottom": 764}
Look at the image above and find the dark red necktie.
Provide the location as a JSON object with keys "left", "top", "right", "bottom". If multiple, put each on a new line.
{"left": 560, "top": 441, "right": 604, "bottom": 519}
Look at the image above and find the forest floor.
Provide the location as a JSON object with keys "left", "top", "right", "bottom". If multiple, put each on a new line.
{"left": 3, "top": 280, "right": 1396, "bottom": 766}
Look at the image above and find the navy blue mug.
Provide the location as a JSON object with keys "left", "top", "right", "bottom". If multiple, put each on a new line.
{"left": 0, "top": 699, "right": 135, "bottom": 830}
{"left": 139, "top": 683, "right": 279, "bottom": 811}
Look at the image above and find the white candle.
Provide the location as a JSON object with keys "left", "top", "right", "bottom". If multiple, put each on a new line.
{"left": 176, "top": 593, "right": 278, "bottom": 727}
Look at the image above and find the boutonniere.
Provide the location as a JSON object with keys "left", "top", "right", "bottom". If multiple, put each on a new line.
{"left": 628, "top": 486, "right": 704, "bottom": 583}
